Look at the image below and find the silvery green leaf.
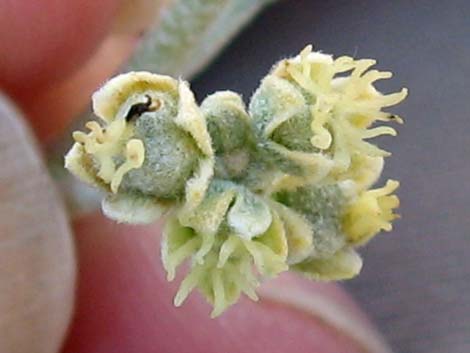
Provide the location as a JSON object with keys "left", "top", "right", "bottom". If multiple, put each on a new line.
{"left": 129, "top": 0, "right": 277, "bottom": 78}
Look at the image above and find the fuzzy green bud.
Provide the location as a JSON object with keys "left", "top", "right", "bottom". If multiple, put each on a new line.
{"left": 201, "top": 91, "right": 252, "bottom": 179}
{"left": 65, "top": 72, "right": 214, "bottom": 223}
{"left": 250, "top": 45, "right": 407, "bottom": 187}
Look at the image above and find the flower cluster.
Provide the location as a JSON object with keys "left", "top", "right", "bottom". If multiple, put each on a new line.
{"left": 65, "top": 46, "right": 407, "bottom": 316}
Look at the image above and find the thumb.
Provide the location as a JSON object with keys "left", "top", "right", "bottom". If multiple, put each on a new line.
{"left": 0, "top": 94, "right": 76, "bottom": 353}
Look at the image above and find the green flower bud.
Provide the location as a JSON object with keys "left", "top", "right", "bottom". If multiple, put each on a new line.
{"left": 289, "top": 181, "right": 400, "bottom": 281}
{"left": 292, "top": 247, "right": 363, "bottom": 281}
{"left": 249, "top": 74, "right": 333, "bottom": 180}
{"left": 274, "top": 183, "right": 348, "bottom": 259}
{"left": 65, "top": 72, "right": 214, "bottom": 223}
{"left": 201, "top": 91, "right": 252, "bottom": 179}
{"left": 272, "top": 178, "right": 400, "bottom": 280}
{"left": 202, "top": 91, "right": 251, "bottom": 153}
{"left": 250, "top": 45, "right": 407, "bottom": 186}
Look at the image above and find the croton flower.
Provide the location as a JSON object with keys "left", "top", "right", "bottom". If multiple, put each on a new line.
{"left": 65, "top": 46, "right": 407, "bottom": 316}
{"left": 250, "top": 44, "right": 407, "bottom": 191}
{"left": 65, "top": 72, "right": 214, "bottom": 224}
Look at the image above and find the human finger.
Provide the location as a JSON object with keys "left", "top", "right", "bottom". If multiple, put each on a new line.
{"left": 0, "top": 95, "right": 76, "bottom": 353}
{"left": 23, "top": 35, "right": 138, "bottom": 144}
{"left": 0, "top": 0, "right": 121, "bottom": 96}
{"left": 62, "top": 213, "right": 391, "bottom": 353}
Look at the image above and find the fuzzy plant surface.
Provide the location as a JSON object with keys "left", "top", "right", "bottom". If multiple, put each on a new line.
{"left": 55, "top": 0, "right": 277, "bottom": 216}
{"left": 129, "top": 0, "right": 278, "bottom": 78}
{"left": 65, "top": 45, "right": 407, "bottom": 317}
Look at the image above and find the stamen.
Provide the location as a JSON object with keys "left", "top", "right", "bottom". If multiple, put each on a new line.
{"left": 286, "top": 64, "right": 321, "bottom": 95}
{"left": 211, "top": 270, "right": 226, "bottom": 317}
{"left": 110, "top": 139, "right": 145, "bottom": 193}
{"left": 379, "top": 88, "right": 408, "bottom": 107}
{"left": 310, "top": 102, "right": 333, "bottom": 149}
{"left": 85, "top": 121, "right": 104, "bottom": 142}
{"left": 300, "top": 45, "right": 313, "bottom": 77}
{"left": 388, "top": 114, "right": 404, "bottom": 124}
{"left": 334, "top": 56, "right": 356, "bottom": 73}
{"left": 369, "top": 179, "right": 399, "bottom": 197}
{"left": 174, "top": 267, "right": 203, "bottom": 306}
{"left": 361, "top": 126, "right": 397, "bottom": 139}
{"left": 72, "top": 131, "right": 88, "bottom": 144}
{"left": 218, "top": 236, "right": 239, "bottom": 268}
{"left": 166, "top": 237, "right": 201, "bottom": 281}
{"left": 194, "top": 232, "right": 215, "bottom": 264}
{"left": 350, "top": 59, "right": 376, "bottom": 78}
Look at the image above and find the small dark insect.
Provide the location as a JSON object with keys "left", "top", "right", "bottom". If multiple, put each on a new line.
{"left": 388, "top": 114, "right": 404, "bottom": 124}
{"left": 125, "top": 95, "right": 160, "bottom": 121}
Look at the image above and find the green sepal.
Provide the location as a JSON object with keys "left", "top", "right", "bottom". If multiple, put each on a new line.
{"left": 292, "top": 247, "right": 363, "bottom": 281}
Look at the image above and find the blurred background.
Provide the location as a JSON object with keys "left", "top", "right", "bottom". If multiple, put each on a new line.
{"left": 1, "top": 1, "right": 468, "bottom": 352}
{"left": 191, "top": 1, "right": 470, "bottom": 352}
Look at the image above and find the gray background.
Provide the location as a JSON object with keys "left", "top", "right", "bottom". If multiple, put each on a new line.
{"left": 193, "top": 1, "right": 470, "bottom": 352}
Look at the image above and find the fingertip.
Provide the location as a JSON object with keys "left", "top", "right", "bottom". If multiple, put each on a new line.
{"left": 0, "top": 95, "right": 76, "bottom": 353}
{"left": 0, "top": 0, "right": 121, "bottom": 95}
{"left": 21, "top": 34, "right": 138, "bottom": 144}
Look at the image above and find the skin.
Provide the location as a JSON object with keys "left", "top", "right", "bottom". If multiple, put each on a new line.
{"left": 0, "top": 1, "right": 391, "bottom": 352}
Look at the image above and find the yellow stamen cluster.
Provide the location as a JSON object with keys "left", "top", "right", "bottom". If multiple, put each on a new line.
{"left": 72, "top": 120, "right": 125, "bottom": 182}
{"left": 72, "top": 117, "right": 144, "bottom": 193}
{"left": 278, "top": 45, "right": 408, "bottom": 171}
{"left": 341, "top": 180, "right": 400, "bottom": 246}
{"left": 162, "top": 207, "right": 288, "bottom": 317}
